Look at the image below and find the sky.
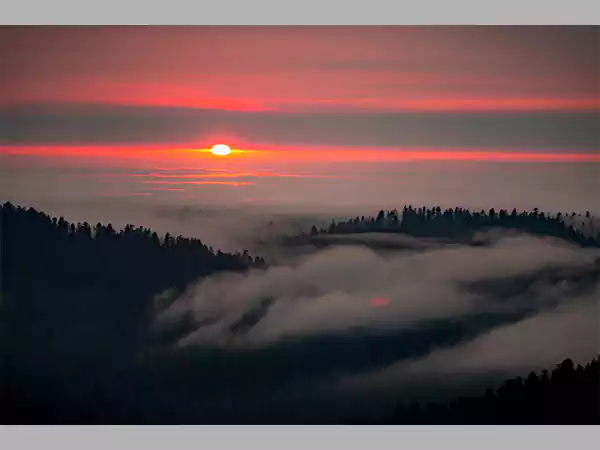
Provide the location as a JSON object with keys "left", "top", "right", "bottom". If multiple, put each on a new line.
{"left": 0, "top": 26, "right": 598, "bottom": 229}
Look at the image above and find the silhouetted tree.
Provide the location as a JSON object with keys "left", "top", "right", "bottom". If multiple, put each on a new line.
{"left": 286, "top": 205, "right": 599, "bottom": 249}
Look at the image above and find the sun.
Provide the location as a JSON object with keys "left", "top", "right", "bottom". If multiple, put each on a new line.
{"left": 210, "top": 144, "right": 232, "bottom": 156}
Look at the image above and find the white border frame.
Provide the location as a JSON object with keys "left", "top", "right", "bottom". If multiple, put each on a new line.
{"left": 1, "top": 425, "right": 600, "bottom": 449}
{"left": 1, "top": 0, "right": 600, "bottom": 25}
{"left": 1, "top": 0, "right": 599, "bottom": 448}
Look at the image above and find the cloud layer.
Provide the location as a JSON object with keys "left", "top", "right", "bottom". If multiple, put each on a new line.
{"left": 2, "top": 106, "right": 599, "bottom": 150}
{"left": 159, "top": 233, "right": 599, "bottom": 348}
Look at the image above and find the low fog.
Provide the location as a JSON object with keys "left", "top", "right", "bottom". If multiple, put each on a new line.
{"left": 159, "top": 233, "right": 599, "bottom": 346}
{"left": 145, "top": 231, "right": 599, "bottom": 421}
{"left": 3, "top": 208, "right": 599, "bottom": 423}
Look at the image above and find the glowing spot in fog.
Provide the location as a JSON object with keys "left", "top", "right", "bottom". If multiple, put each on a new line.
{"left": 369, "top": 297, "right": 388, "bottom": 307}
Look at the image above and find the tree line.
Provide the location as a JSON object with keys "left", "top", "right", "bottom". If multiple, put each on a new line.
{"left": 389, "top": 356, "right": 599, "bottom": 425}
{"left": 1, "top": 202, "right": 266, "bottom": 302}
{"left": 288, "top": 206, "right": 600, "bottom": 248}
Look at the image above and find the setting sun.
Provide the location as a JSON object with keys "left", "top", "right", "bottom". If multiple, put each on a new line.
{"left": 210, "top": 144, "right": 232, "bottom": 156}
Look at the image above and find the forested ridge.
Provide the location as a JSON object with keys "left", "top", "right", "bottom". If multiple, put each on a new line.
{"left": 1, "top": 202, "right": 598, "bottom": 424}
{"left": 1, "top": 201, "right": 266, "bottom": 300}
{"left": 286, "top": 205, "right": 600, "bottom": 248}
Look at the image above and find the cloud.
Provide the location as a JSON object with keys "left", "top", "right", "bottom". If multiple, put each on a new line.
{"left": 1, "top": 105, "right": 598, "bottom": 150}
{"left": 160, "top": 232, "right": 600, "bottom": 347}
{"left": 147, "top": 231, "right": 599, "bottom": 421}
{"left": 329, "top": 289, "right": 599, "bottom": 408}
{"left": 308, "top": 232, "right": 449, "bottom": 251}
{"left": 410, "top": 296, "right": 599, "bottom": 374}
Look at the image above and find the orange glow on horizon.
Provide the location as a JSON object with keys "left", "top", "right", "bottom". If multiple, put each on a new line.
{"left": 2, "top": 144, "right": 599, "bottom": 164}
{"left": 144, "top": 180, "right": 252, "bottom": 187}
{"left": 134, "top": 172, "right": 347, "bottom": 180}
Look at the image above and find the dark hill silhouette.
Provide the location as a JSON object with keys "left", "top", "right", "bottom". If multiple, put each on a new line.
{"left": 285, "top": 206, "right": 600, "bottom": 248}
{"left": 0, "top": 201, "right": 267, "bottom": 425}
{"left": 387, "top": 356, "right": 600, "bottom": 425}
{"left": 1, "top": 201, "right": 266, "bottom": 300}
{"left": 1, "top": 202, "right": 598, "bottom": 425}
{"left": 2, "top": 354, "right": 598, "bottom": 424}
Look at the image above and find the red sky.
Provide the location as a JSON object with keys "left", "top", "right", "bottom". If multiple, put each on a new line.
{"left": 2, "top": 27, "right": 598, "bottom": 109}
{"left": 0, "top": 26, "right": 598, "bottom": 169}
